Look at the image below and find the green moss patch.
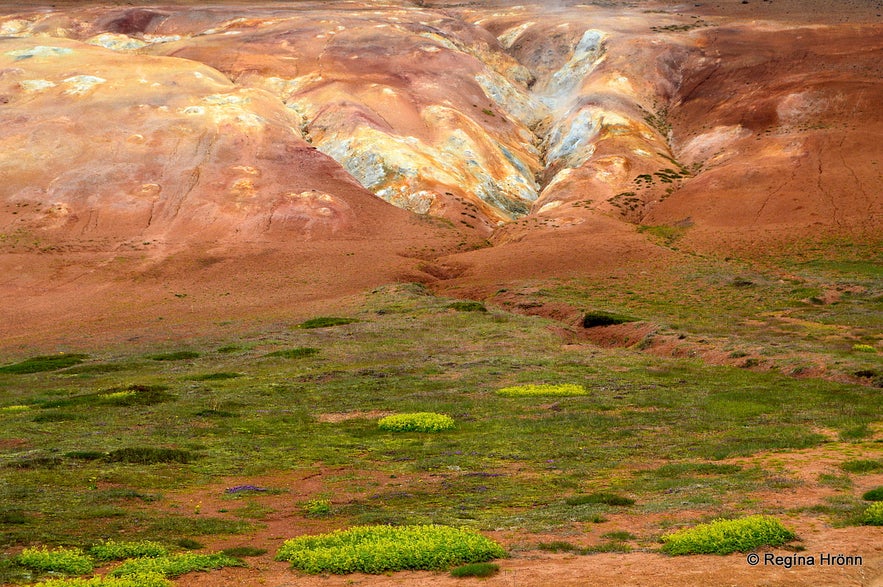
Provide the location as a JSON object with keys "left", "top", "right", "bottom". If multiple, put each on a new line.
{"left": 89, "top": 540, "right": 168, "bottom": 562}
{"left": 275, "top": 524, "right": 506, "bottom": 574}
{"left": 661, "top": 515, "right": 795, "bottom": 555}
{"left": 265, "top": 347, "right": 319, "bottom": 359}
{"left": 108, "top": 552, "right": 244, "bottom": 578}
{"left": 32, "top": 574, "right": 171, "bottom": 587}
{"left": 17, "top": 546, "right": 93, "bottom": 575}
{"left": 298, "top": 317, "right": 356, "bottom": 329}
{"left": 377, "top": 413, "right": 455, "bottom": 432}
{"left": 496, "top": 384, "right": 587, "bottom": 397}
{"left": 863, "top": 502, "right": 883, "bottom": 525}
{"left": 0, "top": 354, "right": 87, "bottom": 374}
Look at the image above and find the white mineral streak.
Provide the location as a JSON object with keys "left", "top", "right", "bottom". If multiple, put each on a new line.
{"left": 61, "top": 75, "right": 107, "bottom": 95}
{"left": 19, "top": 79, "right": 56, "bottom": 92}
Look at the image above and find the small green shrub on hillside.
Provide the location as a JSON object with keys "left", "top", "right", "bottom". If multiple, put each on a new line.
{"left": 660, "top": 515, "right": 795, "bottom": 555}
{"left": 188, "top": 372, "right": 242, "bottom": 381}
{"left": 32, "top": 573, "right": 171, "bottom": 587}
{"left": 0, "top": 353, "right": 87, "bottom": 374}
{"left": 566, "top": 492, "right": 634, "bottom": 506}
{"left": 496, "top": 384, "right": 587, "bottom": 397}
{"left": 89, "top": 540, "right": 168, "bottom": 561}
{"left": 220, "top": 546, "right": 266, "bottom": 558}
{"left": 536, "top": 541, "right": 583, "bottom": 553}
{"left": 377, "top": 412, "right": 455, "bottom": 432}
{"left": 862, "top": 487, "right": 883, "bottom": 501}
{"left": 450, "top": 562, "right": 499, "bottom": 577}
{"left": 275, "top": 524, "right": 506, "bottom": 574}
{"left": 863, "top": 502, "right": 883, "bottom": 525}
{"left": 298, "top": 317, "right": 356, "bottom": 329}
{"left": 841, "top": 459, "right": 883, "bottom": 474}
{"left": 65, "top": 451, "right": 106, "bottom": 461}
{"left": 447, "top": 301, "right": 487, "bottom": 312}
{"left": 0, "top": 508, "right": 28, "bottom": 524}
{"left": 582, "top": 311, "right": 635, "bottom": 328}
{"left": 150, "top": 351, "right": 199, "bottom": 361}
{"left": 265, "top": 347, "right": 319, "bottom": 359}
{"left": 105, "top": 447, "right": 193, "bottom": 465}
{"left": 0, "top": 404, "right": 30, "bottom": 412}
{"left": 108, "top": 553, "right": 244, "bottom": 578}
{"left": 39, "top": 385, "right": 173, "bottom": 409}
{"left": 852, "top": 344, "right": 876, "bottom": 353}
{"left": 17, "top": 546, "right": 93, "bottom": 575}
{"left": 302, "top": 499, "right": 332, "bottom": 517}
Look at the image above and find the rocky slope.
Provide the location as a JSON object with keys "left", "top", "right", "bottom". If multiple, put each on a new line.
{"left": 0, "top": 0, "right": 881, "bottom": 344}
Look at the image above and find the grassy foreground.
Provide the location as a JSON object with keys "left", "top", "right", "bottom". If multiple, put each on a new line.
{"left": 0, "top": 264, "right": 881, "bottom": 582}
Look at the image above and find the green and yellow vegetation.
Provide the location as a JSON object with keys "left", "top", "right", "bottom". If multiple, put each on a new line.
{"left": 661, "top": 515, "right": 795, "bottom": 555}
{"left": 275, "top": 525, "right": 505, "bottom": 574}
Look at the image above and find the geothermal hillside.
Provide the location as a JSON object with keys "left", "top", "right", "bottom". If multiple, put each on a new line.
{"left": 0, "top": 0, "right": 881, "bottom": 345}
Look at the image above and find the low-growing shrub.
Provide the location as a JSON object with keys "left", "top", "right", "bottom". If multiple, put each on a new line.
{"left": 108, "top": 553, "right": 244, "bottom": 578}
{"left": 188, "top": 372, "right": 242, "bottom": 381}
{"left": 32, "top": 411, "right": 82, "bottom": 422}
{"left": 0, "top": 404, "right": 30, "bottom": 413}
{"left": 841, "top": 459, "right": 883, "bottom": 474}
{"left": 150, "top": 351, "right": 200, "bottom": 361}
{"left": 61, "top": 363, "right": 135, "bottom": 375}
{"left": 601, "top": 531, "right": 637, "bottom": 541}
{"left": 0, "top": 509, "right": 28, "bottom": 524}
{"left": 265, "top": 347, "right": 319, "bottom": 359}
{"left": 447, "top": 301, "right": 487, "bottom": 312}
{"left": 298, "top": 317, "right": 356, "bottom": 329}
{"left": 65, "top": 451, "right": 106, "bottom": 461}
{"left": 194, "top": 409, "right": 236, "bottom": 418}
{"left": 839, "top": 424, "right": 872, "bottom": 441}
{"left": 6, "top": 455, "right": 63, "bottom": 469}
{"left": 148, "top": 516, "right": 252, "bottom": 536}
{"left": 863, "top": 502, "right": 883, "bottom": 525}
{"left": 225, "top": 485, "right": 268, "bottom": 495}
{"left": 302, "top": 499, "right": 332, "bottom": 517}
{"left": 536, "top": 541, "right": 582, "bottom": 553}
{"left": 275, "top": 524, "right": 506, "bottom": 574}
{"left": 450, "top": 562, "right": 499, "bottom": 577}
{"left": 32, "top": 573, "right": 171, "bottom": 587}
{"left": 17, "top": 546, "right": 93, "bottom": 575}
{"left": 0, "top": 353, "right": 87, "bottom": 374}
{"left": 566, "top": 493, "right": 634, "bottom": 507}
{"left": 660, "top": 515, "right": 795, "bottom": 555}
{"left": 582, "top": 311, "right": 635, "bottom": 329}
{"left": 40, "top": 385, "right": 174, "bottom": 409}
{"left": 220, "top": 546, "right": 267, "bottom": 558}
{"left": 377, "top": 413, "right": 455, "bottom": 432}
{"left": 105, "top": 447, "right": 193, "bottom": 465}
{"left": 862, "top": 487, "right": 883, "bottom": 501}
{"left": 89, "top": 540, "right": 168, "bottom": 561}
{"left": 496, "top": 384, "right": 587, "bottom": 397}
{"left": 852, "top": 344, "right": 876, "bottom": 353}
